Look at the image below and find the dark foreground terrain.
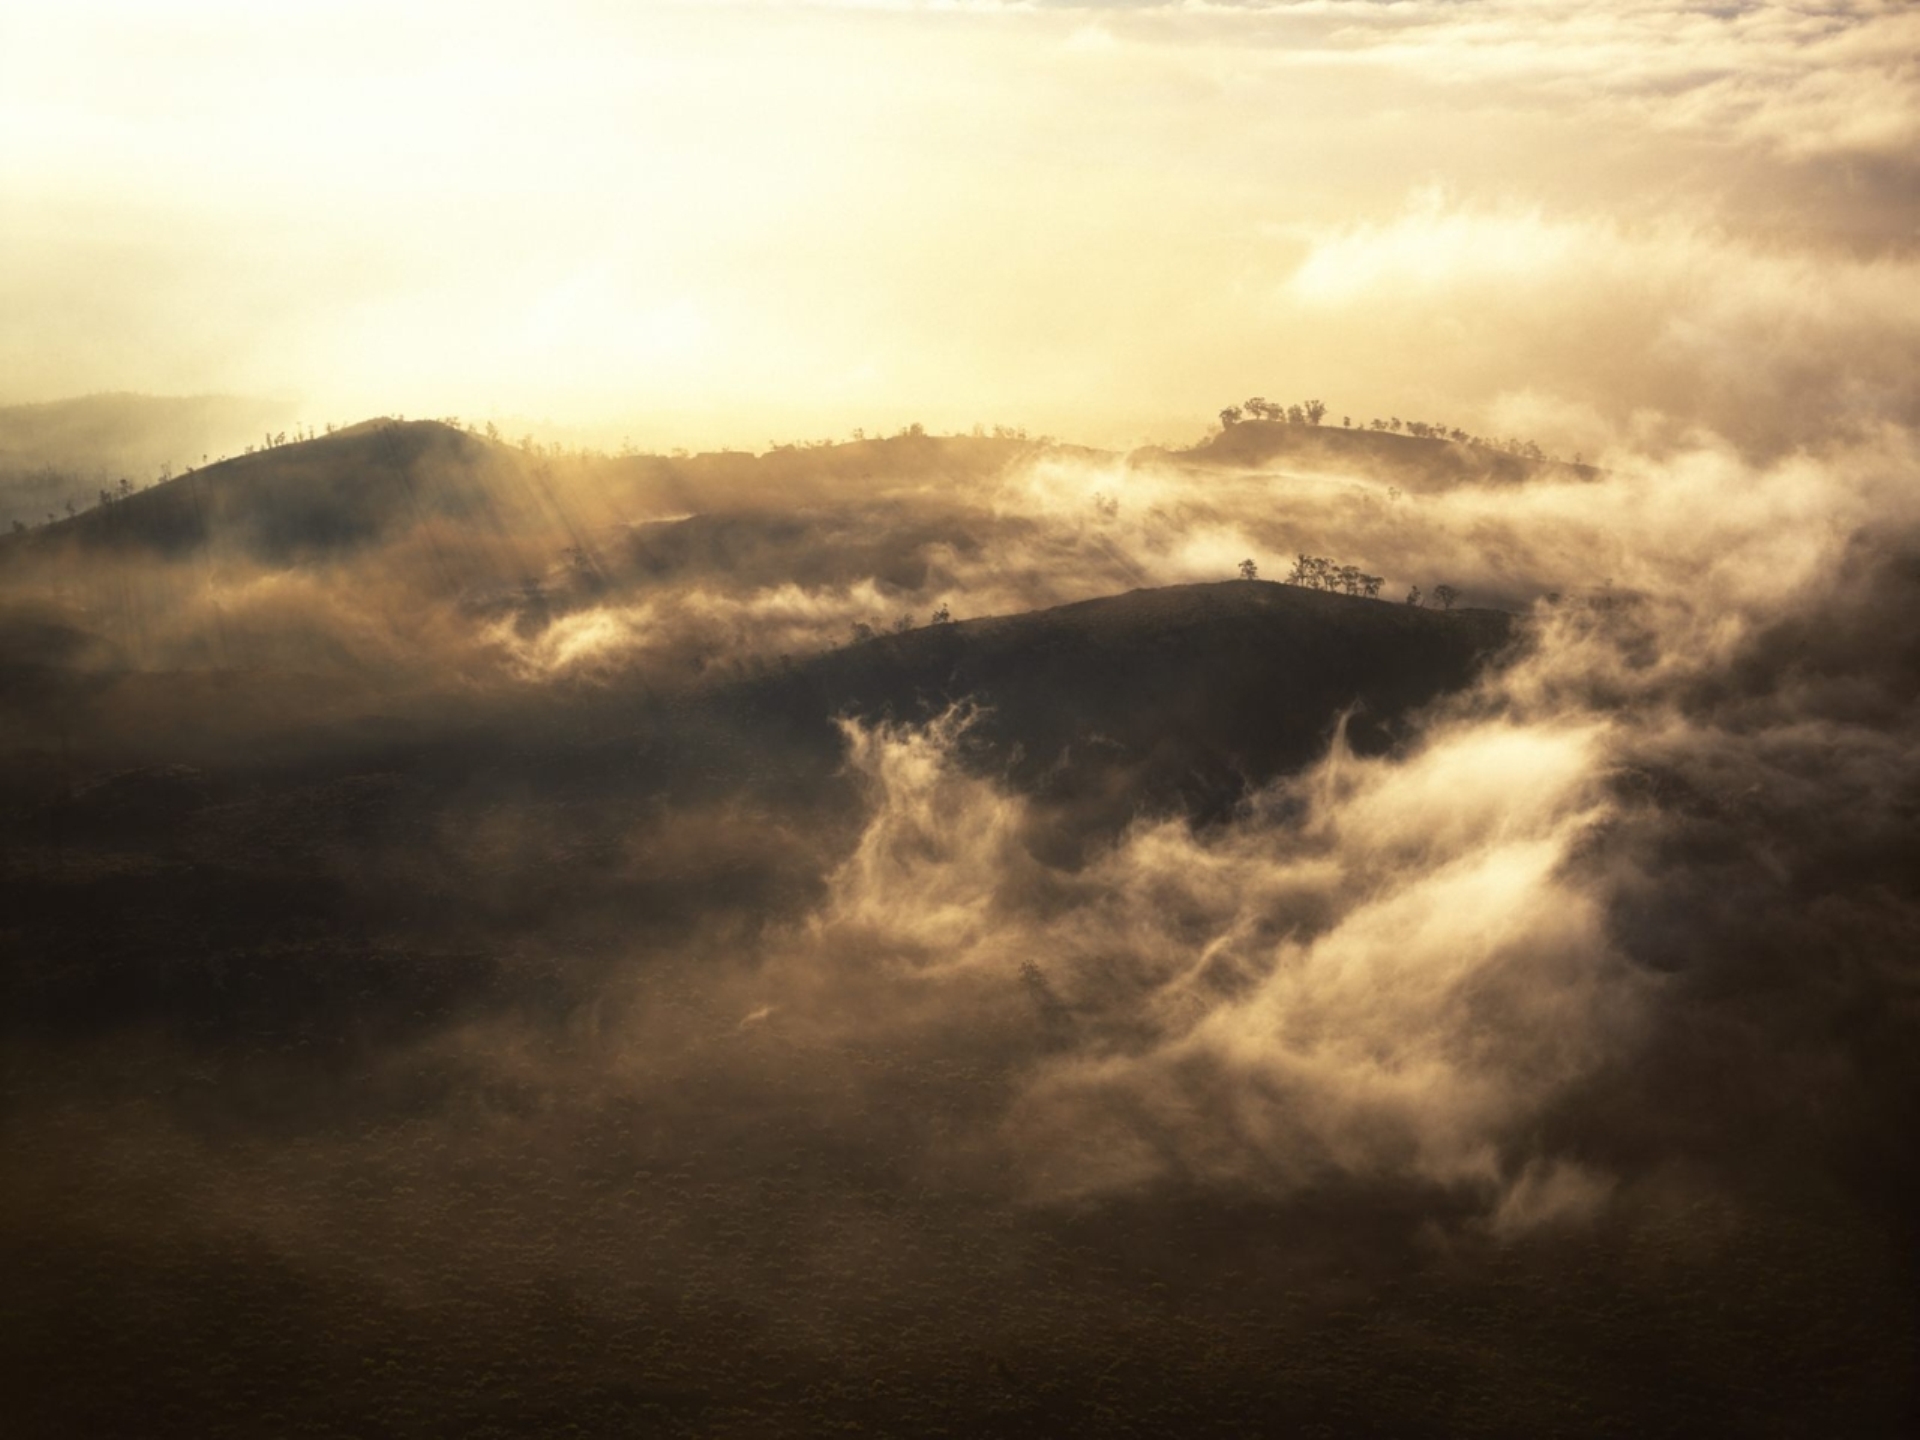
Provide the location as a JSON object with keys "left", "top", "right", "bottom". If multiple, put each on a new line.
{"left": 5, "top": 589, "right": 1912, "bottom": 1439}
{"left": 3, "top": 422, "right": 1917, "bottom": 1437}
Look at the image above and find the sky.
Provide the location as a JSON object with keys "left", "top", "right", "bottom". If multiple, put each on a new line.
{"left": 7, "top": 10, "right": 1920, "bottom": 1426}
{"left": 3, "top": 0, "right": 1917, "bottom": 452}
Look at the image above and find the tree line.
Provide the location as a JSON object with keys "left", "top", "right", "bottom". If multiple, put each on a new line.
{"left": 1236, "top": 554, "right": 1461, "bottom": 610}
{"left": 846, "top": 603, "right": 953, "bottom": 646}
{"left": 1221, "top": 398, "right": 1326, "bottom": 429}
{"left": 1218, "top": 397, "right": 1574, "bottom": 465}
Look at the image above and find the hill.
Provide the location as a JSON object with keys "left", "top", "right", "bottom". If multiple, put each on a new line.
{"left": 0, "top": 421, "right": 1042, "bottom": 564}
{"left": 0, "top": 419, "right": 536, "bottom": 562}
{"left": 1151, "top": 419, "right": 1599, "bottom": 488}
{"left": 0, "top": 575, "right": 1515, "bottom": 1031}
{"left": 753, "top": 579, "right": 1513, "bottom": 848}
{"left": 13, "top": 417, "right": 1907, "bottom": 1439}
{"left": 1, "top": 408, "right": 1597, "bottom": 569}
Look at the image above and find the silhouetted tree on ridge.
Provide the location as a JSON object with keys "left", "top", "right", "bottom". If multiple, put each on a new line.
{"left": 1217, "top": 396, "right": 1571, "bottom": 464}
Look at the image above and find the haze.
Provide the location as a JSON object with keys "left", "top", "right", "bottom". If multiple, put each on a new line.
{"left": 6, "top": 1, "right": 1917, "bottom": 450}
{"left": 6, "top": 4, "right": 1920, "bottom": 1436}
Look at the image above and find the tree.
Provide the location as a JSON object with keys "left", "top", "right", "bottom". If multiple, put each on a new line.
{"left": 1285, "top": 403, "right": 1305, "bottom": 425}
{"left": 1362, "top": 575, "right": 1383, "bottom": 598}
{"left": 1286, "top": 554, "right": 1340, "bottom": 590}
{"left": 848, "top": 621, "right": 876, "bottom": 644}
{"left": 1304, "top": 399, "right": 1327, "bottom": 426}
{"left": 1406, "top": 585, "right": 1423, "bottom": 607}
{"left": 1433, "top": 584, "right": 1459, "bottom": 611}
{"left": 1219, "top": 406, "right": 1243, "bottom": 428}
{"left": 1238, "top": 558, "right": 1258, "bottom": 581}
{"left": 931, "top": 603, "right": 952, "bottom": 624}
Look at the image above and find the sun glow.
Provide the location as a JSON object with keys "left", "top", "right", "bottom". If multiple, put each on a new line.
{"left": 8, "top": 1, "right": 1914, "bottom": 453}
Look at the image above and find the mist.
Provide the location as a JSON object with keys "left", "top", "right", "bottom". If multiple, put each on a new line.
{"left": 6, "top": 2, "right": 1917, "bottom": 449}
{"left": 6, "top": 1, "right": 1920, "bottom": 1435}
{"left": 7, "top": 396, "right": 1918, "bottom": 1431}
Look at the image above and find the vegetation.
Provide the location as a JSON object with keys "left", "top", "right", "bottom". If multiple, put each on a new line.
{"left": 1241, "top": 554, "right": 1468, "bottom": 610}
{"left": 1283, "top": 553, "right": 1384, "bottom": 599}
{"left": 1218, "top": 395, "right": 1572, "bottom": 467}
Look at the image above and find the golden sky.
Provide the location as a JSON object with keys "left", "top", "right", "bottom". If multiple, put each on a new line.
{"left": 3, "top": 1, "right": 1916, "bottom": 452}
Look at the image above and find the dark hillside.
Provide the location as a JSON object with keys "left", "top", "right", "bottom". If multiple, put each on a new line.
{"left": 1161, "top": 419, "right": 1598, "bottom": 487}
{"left": 743, "top": 580, "right": 1513, "bottom": 846}
{"left": 0, "top": 425, "right": 1038, "bottom": 581}
{"left": 1, "top": 580, "right": 1515, "bottom": 815}
{"left": 6, "top": 518, "right": 1911, "bottom": 1438}
{"left": 0, "top": 581, "right": 1515, "bottom": 1042}
{"left": 1, "top": 420, "right": 534, "bottom": 562}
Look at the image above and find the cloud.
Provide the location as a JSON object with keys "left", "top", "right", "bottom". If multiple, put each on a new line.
{"left": 1281, "top": 194, "right": 1920, "bottom": 453}
{"left": 1030, "top": 0, "right": 1920, "bottom": 165}
{"left": 602, "top": 420, "right": 1920, "bottom": 1230}
{"left": 9, "top": 1, "right": 1914, "bottom": 448}
{"left": 727, "top": 668, "right": 1638, "bottom": 1222}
